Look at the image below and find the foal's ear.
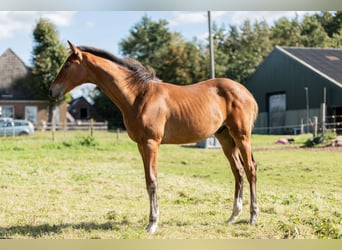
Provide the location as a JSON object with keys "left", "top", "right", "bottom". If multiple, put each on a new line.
{"left": 67, "top": 40, "right": 82, "bottom": 60}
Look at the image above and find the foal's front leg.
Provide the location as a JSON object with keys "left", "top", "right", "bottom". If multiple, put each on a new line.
{"left": 138, "top": 139, "right": 160, "bottom": 234}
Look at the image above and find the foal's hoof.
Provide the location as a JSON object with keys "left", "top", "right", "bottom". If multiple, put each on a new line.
{"left": 145, "top": 222, "right": 158, "bottom": 234}
{"left": 227, "top": 215, "right": 238, "bottom": 224}
{"left": 227, "top": 210, "right": 242, "bottom": 224}
{"left": 250, "top": 216, "right": 257, "bottom": 225}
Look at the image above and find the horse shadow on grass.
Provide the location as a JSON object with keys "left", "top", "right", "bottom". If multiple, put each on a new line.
{"left": 0, "top": 220, "right": 130, "bottom": 239}
{"left": 231, "top": 219, "right": 250, "bottom": 225}
{"left": 0, "top": 218, "right": 251, "bottom": 238}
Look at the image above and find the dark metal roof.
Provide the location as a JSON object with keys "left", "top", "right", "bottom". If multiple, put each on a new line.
{"left": 279, "top": 46, "right": 342, "bottom": 87}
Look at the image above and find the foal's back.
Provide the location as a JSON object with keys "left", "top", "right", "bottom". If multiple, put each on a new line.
{"left": 140, "top": 78, "right": 256, "bottom": 144}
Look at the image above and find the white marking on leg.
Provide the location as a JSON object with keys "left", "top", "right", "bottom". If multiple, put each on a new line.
{"left": 146, "top": 221, "right": 158, "bottom": 234}
{"left": 227, "top": 197, "right": 242, "bottom": 223}
{"left": 145, "top": 182, "right": 159, "bottom": 234}
{"left": 250, "top": 201, "right": 258, "bottom": 224}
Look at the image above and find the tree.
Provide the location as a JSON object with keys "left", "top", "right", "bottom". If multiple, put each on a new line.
{"left": 315, "top": 11, "right": 335, "bottom": 37}
{"left": 119, "top": 15, "right": 172, "bottom": 73}
{"left": 157, "top": 33, "right": 208, "bottom": 84}
{"left": 300, "top": 15, "right": 332, "bottom": 47}
{"left": 119, "top": 15, "right": 207, "bottom": 84}
{"left": 235, "top": 20, "right": 272, "bottom": 83}
{"left": 315, "top": 11, "right": 342, "bottom": 48}
{"left": 31, "top": 18, "right": 68, "bottom": 101}
{"left": 315, "top": 11, "right": 342, "bottom": 38}
{"left": 211, "top": 23, "right": 230, "bottom": 78}
{"left": 271, "top": 16, "right": 302, "bottom": 47}
{"left": 182, "top": 38, "right": 208, "bottom": 83}
{"left": 331, "top": 11, "right": 342, "bottom": 40}
{"left": 220, "top": 24, "right": 241, "bottom": 79}
{"left": 331, "top": 27, "right": 342, "bottom": 47}
{"left": 214, "top": 20, "right": 272, "bottom": 83}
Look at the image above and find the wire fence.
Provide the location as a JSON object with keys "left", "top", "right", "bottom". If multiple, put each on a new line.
{"left": 325, "top": 114, "right": 342, "bottom": 134}
{"left": 253, "top": 115, "right": 342, "bottom": 135}
{"left": 35, "top": 114, "right": 342, "bottom": 136}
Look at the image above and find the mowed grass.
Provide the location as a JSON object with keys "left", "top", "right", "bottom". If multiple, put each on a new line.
{"left": 0, "top": 131, "right": 341, "bottom": 239}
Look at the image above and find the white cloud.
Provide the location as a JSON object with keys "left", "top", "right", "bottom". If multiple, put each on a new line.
{"left": 40, "top": 11, "right": 75, "bottom": 27}
{"left": 0, "top": 11, "right": 75, "bottom": 40}
{"left": 169, "top": 12, "right": 206, "bottom": 26}
{"left": 230, "top": 11, "right": 317, "bottom": 26}
{"left": 169, "top": 11, "right": 227, "bottom": 27}
{"left": 169, "top": 11, "right": 310, "bottom": 28}
{"left": 169, "top": 11, "right": 320, "bottom": 29}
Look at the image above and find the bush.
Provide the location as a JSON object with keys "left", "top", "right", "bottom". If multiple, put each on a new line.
{"left": 304, "top": 130, "right": 337, "bottom": 147}
{"left": 78, "top": 135, "right": 98, "bottom": 147}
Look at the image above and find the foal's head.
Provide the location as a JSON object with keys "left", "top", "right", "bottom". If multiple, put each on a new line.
{"left": 49, "top": 41, "right": 87, "bottom": 100}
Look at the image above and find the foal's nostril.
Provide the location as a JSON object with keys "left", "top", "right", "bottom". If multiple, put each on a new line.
{"left": 49, "top": 89, "right": 55, "bottom": 99}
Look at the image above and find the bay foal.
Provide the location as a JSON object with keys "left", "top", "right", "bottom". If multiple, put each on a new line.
{"left": 49, "top": 41, "right": 259, "bottom": 233}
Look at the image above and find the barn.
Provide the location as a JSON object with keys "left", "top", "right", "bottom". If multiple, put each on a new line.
{"left": 245, "top": 46, "right": 342, "bottom": 135}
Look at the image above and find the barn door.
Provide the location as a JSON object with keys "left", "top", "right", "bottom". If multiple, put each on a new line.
{"left": 268, "top": 93, "right": 286, "bottom": 134}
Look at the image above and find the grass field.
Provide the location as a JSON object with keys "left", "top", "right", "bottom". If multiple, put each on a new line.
{"left": 0, "top": 131, "right": 341, "bottom": 239}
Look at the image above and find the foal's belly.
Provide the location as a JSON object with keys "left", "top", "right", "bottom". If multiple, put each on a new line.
{"left": 161, "top": 118, "right": 222, "bottom": 144}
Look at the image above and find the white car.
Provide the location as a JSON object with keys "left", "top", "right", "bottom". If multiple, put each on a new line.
{"left": 0, "top": 118, "right": 35, "bottom": 136}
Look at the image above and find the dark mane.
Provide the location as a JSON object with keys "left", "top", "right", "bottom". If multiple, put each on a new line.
{"left": 76, "top": 46, "right": 159, "bottom": 84}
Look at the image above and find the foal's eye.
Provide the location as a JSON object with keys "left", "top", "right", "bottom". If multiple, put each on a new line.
{"left": 64, "top": 62, "right": 71, "bottom": 69}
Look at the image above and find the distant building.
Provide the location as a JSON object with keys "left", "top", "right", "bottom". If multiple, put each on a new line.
{"left": 246, "top": 46, "right": 342, "bottom": 134}
{"left": 0, "top": 48, "right": 67, "bottom": 129}
{"left": 68, "top": 96, "right": 104, "bottom": 122}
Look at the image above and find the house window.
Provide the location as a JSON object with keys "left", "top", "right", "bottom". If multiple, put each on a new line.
{"left": 25, "top": 106, "right": 38, "bottom": 124}
{"left": 1, "top": 106, "right": 14, "bottom": 118}
{"left": 53, "top": 106, "right": 60, "bottom": 125}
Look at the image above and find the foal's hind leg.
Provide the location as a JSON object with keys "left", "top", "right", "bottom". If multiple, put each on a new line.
{"left": 229, "top": 128, "right": 258, "bottom": 224}
{"left": 215, "top": 127, "right": 245, "bottom": 223}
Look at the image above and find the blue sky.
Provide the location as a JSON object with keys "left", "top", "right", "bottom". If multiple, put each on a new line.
{"left": 0, "top": 11, "right": 316, "bottom": 97}
{"left": 0, "top": 11, "right": 315, "bottom": 66}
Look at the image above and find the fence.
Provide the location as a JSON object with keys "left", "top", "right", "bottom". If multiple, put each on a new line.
{"left": 40, "top": 120, "right": 108, "bottom": 132}
{"left": 35, "top": 113, "right": 342, "bottom": 137}
{"left": 42, "top": 117, "right": 341, "bottom": 135}
{"left": 325, "top": 114, "right": 342, "bottom": 133}
{"left": 253, "top": 115, "right": 342, "bottom": 135}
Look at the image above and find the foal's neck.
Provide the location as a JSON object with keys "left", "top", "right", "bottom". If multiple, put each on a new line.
{"left": 88, "top": 57, "right": 143, "bottom": 113}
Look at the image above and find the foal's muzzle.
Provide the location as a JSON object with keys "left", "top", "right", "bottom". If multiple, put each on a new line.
{"left": 49, "top": 87, "right": 62, "bottom": 101}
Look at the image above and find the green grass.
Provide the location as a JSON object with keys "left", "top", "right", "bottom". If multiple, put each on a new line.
{"left": 0, "top": 131, "right": 341, "bottom": 239}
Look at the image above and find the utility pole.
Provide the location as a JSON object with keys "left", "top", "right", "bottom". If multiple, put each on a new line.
{"left": 208, "top": 11, "right": 215, "bottom": 79}
{"left": 321, "top": 87, "right": 326, "bottom": 136}
{"left": 304, "top": 87, "right": 309, "bottom": 133}
{"left": 197, "top": 11, "right": 218, "bottom": 149}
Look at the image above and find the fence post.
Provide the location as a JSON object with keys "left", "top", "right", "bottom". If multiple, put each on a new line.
{"left": 321, "top": 102, "right": 326, "bottom": 136}
{"left": 300, "top": 118, "right": 304, "bottom": 134}
{"left": 89, "top": 118, "right": 94, "bottom": 137}
{"left": 116, "top": 128, "right": 120, "bottom": 141}
{"left": 51, "top": 108, "right": 56, "bottom": 142}
{"left": 313, "top": 116, "right": 318, "bottom": 137}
